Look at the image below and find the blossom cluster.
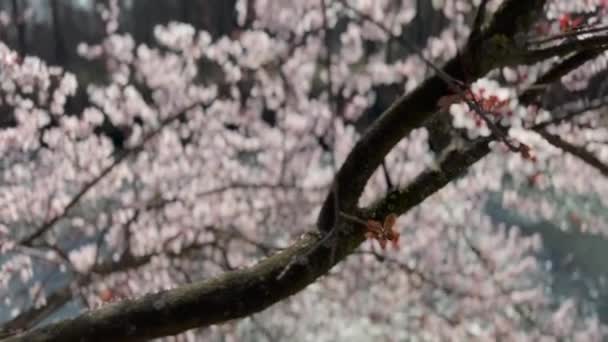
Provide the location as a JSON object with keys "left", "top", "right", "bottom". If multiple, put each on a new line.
{"left": 1, "top": 0, "right": 608, "bottom": 340}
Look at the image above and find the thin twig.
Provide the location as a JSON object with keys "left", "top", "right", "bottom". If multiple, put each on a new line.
{"left": 20, "top": 102, "right": 204, "bottom": 246}
{"left": 527, "top": 24, "right": 608, "bottom": 47}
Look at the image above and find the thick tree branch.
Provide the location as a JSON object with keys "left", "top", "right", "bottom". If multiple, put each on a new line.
{"left": 523, "top": 35, "right": 608, "bottom": 65}
{"left": 471, "top": 0, "right": 490, "bottom": 41}
{"left": 3, "top": 231, "right": 363, "bottom": 342}
{"left": 318, "top": 0, "right": 547, "bottom": 232}
{"left": 9, "top": 2, "right": 608, "bottom": 340}
{"left": 1, "top": 226, "right": 279, "bottom": 336}
{"left": 6, "top": 44, "right": 600, "bottom": 342}
{"left": 519, "top": 49, "right": 605, "bottom": 105}
{"left": 363, "top": 137, "right": 492, "bottom": 221}
{"left": 483, "top": 0, "right": 546, "bottom": 39}
{"left": 365, "top": 49, "right": 603, "bottom": 221}
{"left": 537, "top": 130, "right": 608, "bottom": 177}
{"left": 527, "top": 24, "right": 608, "bottom": 47}
{"left": 3, "top": 136, "right": 496, "bottom": 341}
{"left": 0, "top": 251, "right": 162, "bottom": 335}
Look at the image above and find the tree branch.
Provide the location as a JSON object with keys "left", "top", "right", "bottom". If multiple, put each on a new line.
{"left": 19, "top": 102, "right": 204, "bottom": 247}
{"left": 523, "top": 35, "right": 608, "bottom": 65}
{"left": 3, "top": 230, "right": 363, "bottom": 342}
{"left": 317, "top": 0, "right": 548, "bottom": 232}
{"left": 7, "top": 3, "right": 606, "bottom": 340}
{"left": 1, "top": 226, "right": 279, "bottom": 336}
{"left": 537, "top": 130, "right": 608, "bottom": 176}
{"left": 365, "top": 49, "right": 603, "bottom": 221}
{"left": 470, "top": 0, "right": 490, "bottom": 42}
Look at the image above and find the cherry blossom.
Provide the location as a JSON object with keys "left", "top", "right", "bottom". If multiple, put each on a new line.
{"left": 1, "top": 0, "right": 608, "bottom": 341}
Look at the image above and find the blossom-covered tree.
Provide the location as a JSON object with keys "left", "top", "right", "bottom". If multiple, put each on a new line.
{"left": 1, "top": 0, "right": 608, "bottom": 340}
